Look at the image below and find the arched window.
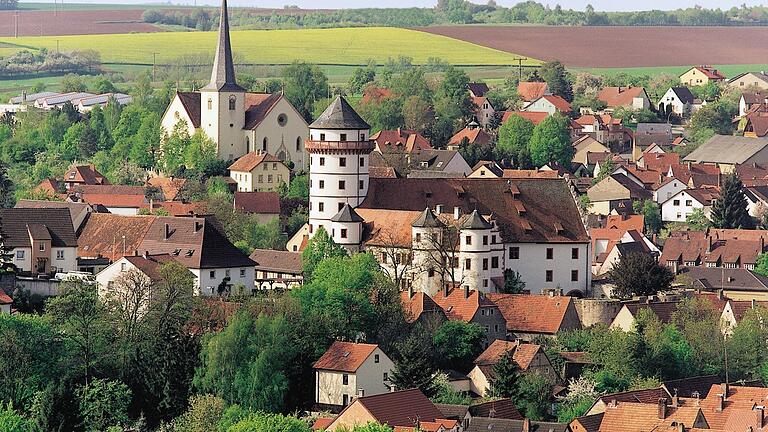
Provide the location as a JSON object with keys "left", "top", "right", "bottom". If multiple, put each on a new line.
{"left": 229, "top": 95, "right": 236, "bottom": 111}
{"left": 262, "top": 137, "right": 268, "bottom": 152}
{"left": 207, "top": 98, "right": 212, "bottom": 110}
{"left": 296, "top": 136, "right": 301, "bottom": 152}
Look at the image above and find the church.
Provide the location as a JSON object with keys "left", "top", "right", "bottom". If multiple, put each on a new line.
{"left": 160, "top": 0, "right": 309, "bottom": 168}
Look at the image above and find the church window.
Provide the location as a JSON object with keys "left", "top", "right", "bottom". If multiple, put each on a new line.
{"left": 229, "top": 96, "right": 236, "bottom": 111}
{"left": 277, "top": 113, "right": 287, "bottom": 126}
{"left": 296, "top": 137, "right": 301, "bottom": 151}
{"left": 262, "top": 137, "right": 268, "bottom": 151}
{"left": 207, "top": 98, "right": 212, "bottom": 110}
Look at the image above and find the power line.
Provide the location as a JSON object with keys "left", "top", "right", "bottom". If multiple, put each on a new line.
{"left": 512, "top": 57, "right": 528, "bottom": 81}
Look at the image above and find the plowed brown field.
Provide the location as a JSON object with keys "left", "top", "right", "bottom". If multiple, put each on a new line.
{"left": 417, "top": 25, "right": 768, "bottom": 68}
{"left": 0, "top": 9, "right": 160, "bottom": 37}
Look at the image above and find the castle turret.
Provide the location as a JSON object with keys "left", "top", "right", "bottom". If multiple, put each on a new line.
{"left": 411, "top": 207, "right": 447, "bottom": 296}
{"left": 307, "top": 96, "right": 374, "bottom": 239}
{"left": 330, "top": 203, "right": 364, "bottom": 252}
{"left": 199, "top": 0, "right": 246, "bottom": 161}
{"left": 459, "top": 210, "right": 496, "bottom": 292}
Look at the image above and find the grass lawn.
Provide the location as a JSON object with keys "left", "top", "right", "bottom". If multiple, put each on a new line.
{"left": 0, "top": 27, "right": 540, "bottom": 66}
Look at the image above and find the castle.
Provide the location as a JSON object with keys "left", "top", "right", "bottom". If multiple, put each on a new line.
{"left": 160, "top": 0, "right": 309, "bottom": 167}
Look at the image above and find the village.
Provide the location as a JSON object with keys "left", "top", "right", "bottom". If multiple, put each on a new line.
{"left": 5, "top": 1, "right": 768, "bottom": 432}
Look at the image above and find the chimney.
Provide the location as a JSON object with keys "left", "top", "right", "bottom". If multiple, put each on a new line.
{"left": 444, "top": 284, "right": 449, "bottom": 298}
{"left": 672, "top": 389, "right": 679, "bottom": 408}
{"left": 464, "top": 285, "right": 470, "bottom": 299}
{"left": 722, "top": 382, "right": 729, "bottom": 398}
{"left": 454, "top": 206, "right": 461, "bottom": 220}
{"left": 658, "top": 398, "right": 667, "bottom": 419}
{"left": 194, "top": 220, "right": 203, "bottom": 233}
{"left": 143, "top": 250, "right": 149, "bottom": 259}
{"left": 677, "top": 423, "right": 685, "bottom": 432}
{"left": 752, "top": 299, "right": 757, "bottom": 309}
{"left": 357, "top": 388, "right": 365, "bottom": 398}
{"left": 164, "top": 223, "right": 171, "bottom": 240}
{"left": 756, "top": 405, "right": 765, "bottom": 428}
{"left": 716, "top": 394, "right": 724, "bottom": 412}
{"left": 522, "top": 418, "right": 531, "bottom": 432}
{"left": 435, "top": 204, "right": 443, "bottom": 214}
{"left": 708, "top": 236, "right": 713, "bottom": 253}
{"left": 717, "top": 289, "right": 724, "bottom": 300}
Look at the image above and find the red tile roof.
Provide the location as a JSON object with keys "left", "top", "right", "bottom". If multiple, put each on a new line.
{"left": 468, "top": 399, "right": 523, "bottom": 420}
{"left": 312, "top": 417, "right": 334, "bottom": 431}
{"left": 146, "top": 177, "right": 187, "bottom": 201}
{"left": 123, "top": 254, "right": 188, "bottom": 282}
{"left": 448, "top": 127, "right": 493, "bottom": 146}
{"left": 313, "top": 341, "right": 379, "bottom": 372}
{"left": 361, "top": 86, "right": 394, "bottom": 104}
{"left": 692, "top": 66, "right": 726, "bottom": 80}
{"left": 432, "top": 288, "right": 496, "bottom": 322}
{"left": 0, "top": 291, "right": 12, "bottom": 304}
{"left": 502, "top": 110, "right": 548, "bottom": 125}
{"left": 517, "top": 81, "right": 549, "bottom": 102}
{"left": 699, "top": 384, "right": 768, "bottom": 429}
{"left": 487, "top": 294, "right": 578, "bottom": 335}
{"left": 77, "top": 213, "right": 156, "bottom": 260}
{"left": 622, "top": 301, "right": 680, "bottom": 324}
{"left": 233, "top": 191, "right": 281, "bottom": 214}
{"left": 597, "top": 87, "right": 648, "bottom": 108}
{"left": 152, "top": 201, "right": 211, "bottom": 217}
{"left": 244, "top": 93, "right": 283, "bottom": 130}
{"left": 605, "top": 214, "right": 644, "bottom": 232}
{"left": 400, "top": 291, "right": 445, "bottom": 323}
{"left": 176, "top": 92, "right": 201, "bottom": 128}
{"left": 372, "top": 129, "right": 432, "bottom": 153}
{"left": 64, "top": 164, "right": 110, "bottom": 186}
{"left": 348, "top": 388, "right": 444, "bottom": 428}
{"left": 249, "top": 249, "right": 302, "bottom": 274}
{"left": 474, "top": 340, "right": 542, "bottom": 371}
{"left": 599, "top": 401, "right": 704, "bottom": 432}
{"left": 228, "top": 152, "right": 282, "bottom": 172}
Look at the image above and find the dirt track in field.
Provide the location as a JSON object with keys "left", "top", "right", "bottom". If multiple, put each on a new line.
{"left": 417, "top": 25, "right": 768, "bottom": 68}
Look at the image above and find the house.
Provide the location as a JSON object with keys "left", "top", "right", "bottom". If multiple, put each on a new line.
{"left": 652, "top": 176, "right": 688, "bottom": 204}
{"left": 660, "top": 187, "right": 719, "bottom": 223}
{"left": 232, "top": 191, "right": 281, "bottom": 223}
{"left": 721, "top": 298, "right": 768, "bottom": 334}
{"left": 0, "top": 291, "right": 11, "bottom": 314}
{"left": 632, "top": 123, "right": 675, "bottom": 160}
{"left": 487, "top": 293, "right": 582, "bottom": 340}
{"left": 434, "top": 399, "right": 524, "bottom": 430}
{"left": 595, "top": 400, "right": 708, "bottom": 432}
{"left": 684, "top": 135, "right": 768, "bottom": 173}
{"left": 0, "top": 208, "right": 78, "bottom": 276}
{"left": 610, "top": 300, "right": 681, "bottom": 332}
{"left": 743, "top": 111, "right": 768, "bottom": 138}
{"left": 597, "top": 87, "right": 651, "bottom": 111}
{"left": 467, "top": 162, "right": 557, "bottom": 180}
{"left": 746, "top": 185, "right": 768, "bottom": 217}
{"left": 738, "top": 91, "right": 768, "bottom": 116}
{"left": 638, "top": 150, "right": 679, "bottom": 172}
{"left": 468, "top": 82, "right": 489, "bottom": 98}
{"left": 60, "top": 164, "right": 110, "bottom": 191}
{"left": 33, "top": 92, "right": 95, "bottom": 109}
{"left": 571, "top": 136, "right": 610, "bottom": 170}
{"left": 569, "top": 413, "right": 602, "bottom": 432}
{"left": 68, "top": 185, "right": 148, "bottom": 216}
{"left": 590, "top": 228, "right": 659, "bottom": 276}
{"left": 160, "top": 0, "right": 308, "bottom": 165}
{"left": 319, "top": 388, "right": 456, "bottom": 431}
{"left": 661, "top": 229, "right": 768, "bottom": 273}
{"left": 370, "top": 149, "right": 472, "bottom": 178}
{"left": 683, "top": 265, "right": 768, "bottom": 301}
{"left": 523, "top": 95, "right": 571, "bottom": 115}
{"left": 467, "top": 340, "right": 558, "bottom": 396}
{"left": 698, "top": 384, "right": 768, "bottom": 430}
{"left": 657, "top": 87, "right": 696, "bottom": 117}
{"left": 75, "top": 93, "right": 132, "bottom": 112}
{"left": 501, "top": 110, "right": 548, "bottom": 126}
{"left": 573, "top": 115, "right": 632, "bottom": 148}
{"left": 432, "top": 287, "right": 507, "bottom": 347}
{"left": 472, "top": 96, "right": 496, "bottom": 129}
{"left": 517, "top": 81, "right": 550, "bottom": 102}
{"left": 146, "top": 177, "right": 187, "bottom": 201}
{"left": 729, "top": 72, "right": 768, "bottom": 92}
{"left": 680, "top": 65, "right": 726, "bottom": 86}
{"left": 587, "top": 174, "right": 652, "bottom": 215}
{"left": 400, "top": 290, "right": 447, "bottom": 325}
{"left": 371, "top": 128, "right": 431, "bottom": 154}
{"left": 14, "top": 200, "right": 95, "bottom": 232}
{"left": 94, "top": 253, "right": 194, "bottom": 311}
{"left": 313, "top": 341, "right": 395, "bottom": 411}
{"left": 228, "top": 151, "right": 289, "bottom": 192}
{"left": 76, "top": 214, "right": 255, "bottom": 295}
{"left": 466, "top": 418, "right": 569, "bottom": 432}
{"left": 585, "top": 387, "right": 673, "bottom": 415}
{"left": 250, "top": 249, "right": 303, "bottom": 290}
{"left": 447, "top": 125, "right": 493, "bottom": 150}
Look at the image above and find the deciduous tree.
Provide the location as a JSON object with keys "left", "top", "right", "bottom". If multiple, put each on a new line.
{"left": 608, "top": 252, "right": 674, "bottom": 299}
{"left": 528, "top": 113, "right": 572, "bottom": 167}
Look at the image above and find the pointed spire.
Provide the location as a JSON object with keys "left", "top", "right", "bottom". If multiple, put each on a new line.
{"left": 203, "top": 0, "right": 244, "bottom": 92}
{"left": 310, "top": 96, "right": 370, "bottom": 130}
{"left": 461, "top": 209, "right": 492, "bottom": 230}
{"left": 331, "top": 203, "right": 364, "bottom": 223}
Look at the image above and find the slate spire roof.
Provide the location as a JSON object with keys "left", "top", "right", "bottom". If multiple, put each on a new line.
{"left": 411, "top": 207, "right": 444, "bottom": 228}
{"left": 331, "top": 203, "right": 364, "bottom": 223}
{"left": 461, "top": 209, "right": 492, "bottom": 230}
{"left": 203, "top": 0, "right": 245, "bottom": 92}
{"left": 310, "top": 96, "right": 370, "bottom": 130}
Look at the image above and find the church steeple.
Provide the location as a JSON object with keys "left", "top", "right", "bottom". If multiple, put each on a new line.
{"left": 203, "top": 0, "right": 244, "bottom": 92}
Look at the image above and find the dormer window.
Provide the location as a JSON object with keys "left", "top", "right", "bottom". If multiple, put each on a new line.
{"left": 229, "top": 95, "right": 236, "bottom": 111}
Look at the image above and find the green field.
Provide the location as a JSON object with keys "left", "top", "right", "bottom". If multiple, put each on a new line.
{"left": 0, "top": 27, "right": 539, "bottom": 67}
{"left": 580, "top": 64, "right": 768, "bottom": 78}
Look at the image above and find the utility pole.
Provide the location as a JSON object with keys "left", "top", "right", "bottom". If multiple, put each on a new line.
{"left": 512, "top": 57, "right": 528, "bottom": 81}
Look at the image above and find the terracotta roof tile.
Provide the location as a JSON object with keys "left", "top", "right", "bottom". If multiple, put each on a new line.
{"left": 700, "top": 385, "right": 768, "bottom": 429}
{"left": 233, "top": 191, "right": 281, "bottom": 214}
{"left": 64, "top": 164, "right": 110, "bottom": 186}
{"left": 372, "top": 129, "right": 432, "bottom": 153}
{"left": 486, "top": 294, "right": 578, "bottom": 335}
{"left": 502, "top": 110, "right": 548, "bottom": 125}
{"left": 243, "top": 92, "right": 283, "bottom": 130}
{"left": 474, "top": 340, "right": 542, "bottom": 371}
{"left": 228, "top": 152, "right": 282, "bottom": 172}
{"left": 597, "top": 87, "right": 648, "bottom": 108}
{"left": 336, "top": 388, "right": 443, "bottom": 429}
{"left": 433, "top": 288, "right": 496, "bottom": 322}
{"left": 537, "top": 95, "right": 571, "bottom": 113}
{"left": 400, "top": 291, "right": 444, "bottom": 323}
{"left": 77, "top": 213, "right": 156, "bottom": 260}
{"left": 313, "top": 341, "right": 378, "bottom": 372}
{"left": 598, "top": 401, "right": 703, "bottom": 432}
{"left": 123, "top": 254, "right": 190, "bottom": 282}
{"left": 623, "top": 301, "right": 681, "bottom": 324}
{"left": 0, "top": 208, "right": 77, "bottom": 248}
{"left": 448, "top": 127, "right": 493, "bottom": 146}
{"left": 249, "top": 249, "right": 302, "bottom": 274}
{"left": 517, "top": 81, "right": 549, "bottom": 102}
{"left": 147, "top": 177, "right": 187, "bottom": 201}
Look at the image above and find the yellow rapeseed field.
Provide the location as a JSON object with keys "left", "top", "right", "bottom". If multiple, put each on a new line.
{"left": 0, "top": 27, "right": 539, "bottom": 66}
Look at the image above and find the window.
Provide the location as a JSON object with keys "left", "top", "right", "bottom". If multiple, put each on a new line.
{"left": 673, "top": 199, "right": 680, "bottom": 206}
{"left": 210, "top": 270, "right": 216, "bottom": 278}
{"left": 492, "top": 235, "right": 497, "bottom": 244}
{"left": 546, "top": 248, "right": 553, "bottom": 259}
{"left": 319, "top": 133, "right": 326, "bottom": 141}
{"left": 509, "top": 247, "right": 520, "bottom": 259}
{"left": 240, "top": 269, "right": 246, "bottom": 277}
{"left": 483, "top": 258, "right": 489, "bottom": 271}
{"left": 258, "top": 174, "right": 263, "bottom": 183}
{"left": 319, "top": 157, "right": 325, "bottom": 166}
{"left": 56, "top": 250, "right": 64, "bottom": 260}
{"left": 571, "top": 270, "right": 579, "bottom": 282}
{"left": 341, "top": 229, "right": 348, "bottom": 239}
{"left": 262, "top": 137, "right": 267, "bottom": 151}
{"left": 272, "top": 163, "right": 277, "bottom": 170}
{"left": 39, "top": 243, "right": 45, "bottom": 251}
{"left": 229, "top": 96, "right": 236, "bottom": 110}
{"left": 428, "top": 268, "right": 435, "bottom": 277}
{"left": 451, "top": 257, "right": 459, "bottom": 268}
{"left": 207, "top": 98, "right": 212, "bottom": 110}
{"left": 340, "top": 133, "right": 347, "bottom": 141}
{"left": 225, "top": 269, "right": 231, "bottom": 277}
{"left": 383, "top": 372, "right": 388, "bottom": 381}
{"left": 546, "top": 270, "right": 553, "bottom": 282}
{"left": 685, "top": 200, "right": 693, "bottom": 206}
{"left": 277, "top": 113, "right": 287, "bottom": 126}
{"left": 374, "top": 354, "right": 380, "bottom": 363}
{"left": 263, "top": 164, "right": 268, "bottom": 171}
{"left": 494, "top": 324, "right": 499, "bottom": 332}
{"left": 16, "top": 250, "right": 24, "bottom": 259}
{"left": 342, "top": 374, "right": 349, "bottom": 385}
{"left": 415, "top": 233, "right": 422, "bottom": 242}
{"left": 572, "top": 247, "right": 579, "bottom": 259}
{"left": 339, "top": 180, "right": 346, "bottom": 190}
{"left": 319, "top": 180, "right": 325, "bottom": 189}
{"left": 268, "top": 175, "right": 273, "bottom": 183}
{"left": 491, "top": 256, "right": 499, "bottom": 268}
{"left": 296, "top": 137, "right": 301, "bottom": 151}
{"left": 359, "top": 180, "right": 365, "bottom": 190}
{"left": 340, "top": 157, "right": 347, "bottom": 167}
{"left": 465, "top": 259, "right": 471, "bottom": 270}
{"left": 465, "top": 235, "right": 472, "bottom": 245}
{"left": 483, "top": 235, "right": 488, "bottom": 245}
{"left": 338, "top": 202, "right": 345, "bottom": 211}
{"left": 121, "top": 263, "right": 126, "bottom": 271}
{"left": 318, "top": 202, "right": 324, "bottom": 212}
{"left": 360, "top": 157, "right": 365, "bottom": 167}
{"left": 342, "top": 394, "right": 349, "bottom": 406}
{"left": 381, "top": 253, "right": 387, "bottom": 263}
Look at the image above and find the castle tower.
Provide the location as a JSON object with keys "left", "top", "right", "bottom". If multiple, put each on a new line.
{"left": 459, "top": 210, "right": 495, "bottom": 292}
{"left": 306, "top": 96, "right": 374, "bottom": 240}
{"left": 199, "top": 0, "right": 246, "bottom": 161}
{"left": 330, "top": 203, "right": 364, "bottom": 253}
{"left": 411, "top": 207, "right": 446, "bottom": 296}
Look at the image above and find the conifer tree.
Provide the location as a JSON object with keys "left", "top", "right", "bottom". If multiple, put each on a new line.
{"left": 490, "top": 350, "right": 521, "bottom": 398}
{"left": 711, "top": 172, "right": 750, "bottom": 229}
